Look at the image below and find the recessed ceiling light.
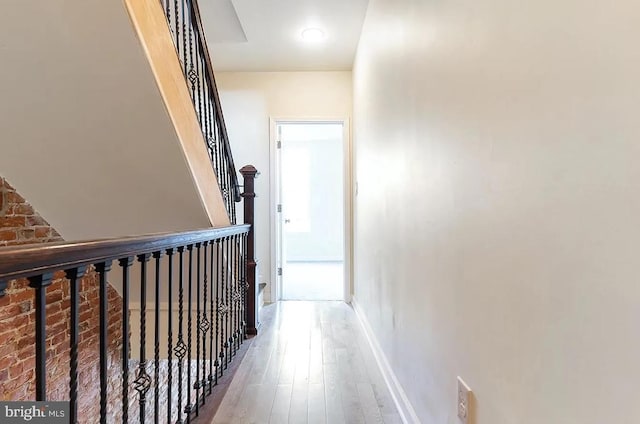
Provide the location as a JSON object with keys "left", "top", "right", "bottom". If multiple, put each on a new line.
{"left": 301, "top": 28, "right": 325, "bottom": 42}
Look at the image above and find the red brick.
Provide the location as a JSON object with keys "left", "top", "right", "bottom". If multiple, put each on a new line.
{"left": 0, "top": 179, "right": 124, "bottom": 416}
{"left": 0, "top": 303, "right": 22, "bottom": 321}
{"left": 3, "top": 369, "right": 33, "bottom": 393}
{"left": 7, "top": 204, "right": 34, "bottom": 216}
{"left": 4, "top": 191, "right": 25, "bottom": 204}
{"left": 49, "top": 332, "right": 67, "bottom": 350}
{"left": 46, "top": 290, "right": 63, "bottom": 304}
{"left": 0, "top": 343, "right": 14, "bottom": 358}
{"left": 0, "top": 355, "right": 16, "bottom": 374}
{"left": 51, "top": 273, "right": 66, "bottom": 284}
{"left": 17, "top": 346, "right": 34, "bottom": 361}
{"left": 8, "top": 288, "right": 34, "bottom": 304}
{"left": 79, "top": 310, "right": 93, "bottom": 324}
{"left": 16, "top": 334, "right": 35, "bottom": 351}
{"left": 45, "top": 302, "right": 62, "bottom": 315}
{"left": 33, "top": 226, "right": 51, "bottom": 239}
{"left": 48, "top": 320, "right": 67, "bottom": 337}
{"left": 0, "top": 312, "right": 29, "bottom": 333}
{"left": 60, "top": 298, "right": 70, "bottom": 310}
{"left": 26, "top": 215, "right": 47, "bottom": 226}
{"left": 0, "top": 216, "right": 25, "bottom": 228}
{"left": 17, "top": 228, "right": 36, "bottom": 240}
{"left": 9, "top": 278, "right": 29, "bottom": 291}
{"left": 8, "top": 360, "right": 26, "bottom": 379}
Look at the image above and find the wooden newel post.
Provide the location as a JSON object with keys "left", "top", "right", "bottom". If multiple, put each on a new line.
{"left": 240, "top": 165, "right": 259, "bottom": 335}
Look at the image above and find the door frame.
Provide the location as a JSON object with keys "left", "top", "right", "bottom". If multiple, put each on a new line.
{"left": 269, "top": 117, "right": 353, "bottom": 303}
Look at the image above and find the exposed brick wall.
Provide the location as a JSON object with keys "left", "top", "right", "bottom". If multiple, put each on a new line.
{"left": 0, "top": 177, "right": 124, "bottom": 422}
{"left": 0, "top": 178, "right": 62, "bottom": 246}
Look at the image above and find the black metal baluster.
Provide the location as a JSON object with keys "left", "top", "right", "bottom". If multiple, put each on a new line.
{"left": 208, "top": 239, "right": 215, "bottom": 394}
{"left": 119, "top": 257, "right": 133, "bottom": 423}
{"left": 217, "top": 122, "right": 223, "bottom": 183}
{"left": 220, "top": 151, "right": 228, "bottom": 215}
{"left": 231, "top": 235, "right": 238, "bottom": 355}
{"left": 213, "top": 114, "right": 220, "bottom": 177}
{"left": 226, "top": 237, "right": 232, "bottom": 367}
{"left": 28, "top": 273, "right": 52, "bottom": 401}
{"left": 214, "top": 238, "right": 221, "bottom": 383}
{"left": 194, "top": 36, "right": 204, "bottom": 131}
{"left": 175, "top": 247, "right": 186, "bottom": 424}
{"left": 245, "top": 233, "right": 249, "bottom": 340}
{"left": 186, "top": 0, "right": 196, "bottom": 104}
{"left": 219, "top": 237, "right": 226, "bottom": 377}
{"left": 181, "top": 0, "right": 188, "bottom": 70}
{"left": 201, "top": 57, "right": 210, "bottom": 162}
{"left": 230, "top": 172, "right": 237, "bottom": 224}
{"left": 227, "top": 154, "right": 233, "bottom": 219}
{"left": 135, "top": 254, "right": 152, "bottom": 424}
{"left": 65, "top": 266, "right": 86, "bottom": 424}
{"left": 235, "top": 235, "right": 241, "bottom": 350}
{"left": 238, "top": 235, "right": 243, "bottom": 346}
{"left": 235, "top": 234, "right": 242, "bottom": 350}
{"left": 166, "top": 248, "right": 175, "bottom": 424}
{"left": 200, "top": 241, "right": 210, "bottom": 404}
{"left": 96, "top": 261, "right": 112, "bottom": 424}
{"left": 153, "top": 251, "right": 162, "bottom": 424}
{"left": 242, "top": 233, "right": 248, "bottom": 340}
{"left": 194, "top": 242, "right": 201, "bottom": 417}
{"left": 226, "top": 152, "right": 232, "bottom": 217}
{"left": 175, "top": 0, "right": 180, "bottom": 62}
{"left": 186, "top": 244, "right": 194, "bottom": 420}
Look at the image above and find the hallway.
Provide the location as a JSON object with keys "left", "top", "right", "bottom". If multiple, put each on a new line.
{"left": 211, "top": 301, "right": 401, "bottom": 423}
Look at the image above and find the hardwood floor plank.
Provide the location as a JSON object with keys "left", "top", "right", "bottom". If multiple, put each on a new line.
{"left": 307, "top": 383, "right": 326, "bottom": 424}
{"left": 323, "top": 365, "right": 346, "bottom": 424}
{"left": 357, "top": 382, "right": 385, "bottom": 424}
{"left": 210, "top": 302, "right": 400, "bottom": 424}
{"left": 269, "top": 384, "right": 293, "bottom": 424}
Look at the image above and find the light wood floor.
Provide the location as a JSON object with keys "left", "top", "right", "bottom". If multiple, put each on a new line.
{"left": 210, "top": 301, "right": 402, "bottom": 424}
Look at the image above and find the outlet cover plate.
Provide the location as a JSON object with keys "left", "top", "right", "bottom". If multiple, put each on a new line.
{"left": 457, "top": 377, "right": 471, "bottom": 423}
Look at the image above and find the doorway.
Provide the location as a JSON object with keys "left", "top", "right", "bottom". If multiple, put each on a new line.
{"left": 275, "top": 121, "right": 346, "bottom": 301}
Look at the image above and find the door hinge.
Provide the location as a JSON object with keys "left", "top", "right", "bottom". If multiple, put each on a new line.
{"left": 277, "top": 140, "right": 282, "bottom": 149}
{"left": 277, "top": 267, "right": 282, "bottom": 276}
{"left": 277, "top": 204, "right": 282, "bottom": 213}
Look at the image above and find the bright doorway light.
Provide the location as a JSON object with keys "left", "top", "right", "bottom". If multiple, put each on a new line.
{"left": 301, "top": 28, "right": 325, "bottom": 42}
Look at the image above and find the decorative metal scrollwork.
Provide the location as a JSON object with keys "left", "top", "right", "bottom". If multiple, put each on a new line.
{"left": 199, "top": 317, "right": 210, "bottom": 333}
{"left": 133, "top": 367, "right": 152, "bottom": 396}
{"left": 174, "top": 339, "right": 187, "bottom": 359}
{"left": 232, "top": 290, "right": 241, "bottom": 303}
{"left": 188, "top": 68, "right": 198, "bottom": 87}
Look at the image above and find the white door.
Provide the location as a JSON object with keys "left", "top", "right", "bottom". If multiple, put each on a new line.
{"left": 276, "top": 122, "right": 345, "bottom": 300}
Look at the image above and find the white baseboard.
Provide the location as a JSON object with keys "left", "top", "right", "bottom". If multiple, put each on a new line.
{"left": 351, "top": 297, "right": 421, "bottom": 424}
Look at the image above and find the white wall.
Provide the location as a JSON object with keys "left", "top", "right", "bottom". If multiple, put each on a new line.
{"left": 353, "top": 0, "right": 640, "bottom": 423}
{"left": 0, "top": 0, "right": 217, "bottom": 240}
{"left": 216, "top": 72, "right": 352, "bottom": 302}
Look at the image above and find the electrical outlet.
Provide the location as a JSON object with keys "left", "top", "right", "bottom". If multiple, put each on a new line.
{"left": 457, "top": 377, "right": 471, "bottom": 424}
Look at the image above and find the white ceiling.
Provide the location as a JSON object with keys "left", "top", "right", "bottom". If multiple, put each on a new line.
{"left": 198, "top": 0, "right": 369, "bottom": 72}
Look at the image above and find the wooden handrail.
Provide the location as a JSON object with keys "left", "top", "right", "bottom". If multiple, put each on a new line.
{"left": 0, "top": 224, "right": 250, "bottom": 288}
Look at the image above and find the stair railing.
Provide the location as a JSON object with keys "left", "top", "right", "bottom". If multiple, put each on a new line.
{"left": 161, "top": 0, "right": 241, "bottom": 223}
{"left": 0, "top": 223, "right": 252, "bottom": 423}
{"left": 0, "top": 167, "right": 258, "bottom": 424}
